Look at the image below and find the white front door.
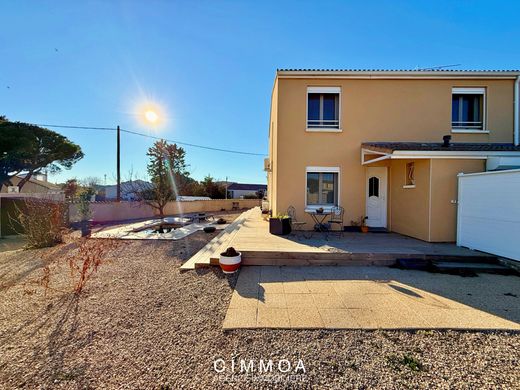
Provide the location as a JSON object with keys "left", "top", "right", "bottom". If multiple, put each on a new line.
{"left": 365, "top": 167, "right": 387, "bottom": 228}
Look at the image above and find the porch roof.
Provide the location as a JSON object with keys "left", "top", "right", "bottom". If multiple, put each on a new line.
{"left": 361, "top": 142, "right": 520, "bottom": 165}
{"left": 362, "top": 142, "right": 520, "bottom": 153}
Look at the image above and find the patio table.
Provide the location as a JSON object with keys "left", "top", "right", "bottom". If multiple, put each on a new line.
{"left": 305, "top": 208, "right": 333, "bottom": 239}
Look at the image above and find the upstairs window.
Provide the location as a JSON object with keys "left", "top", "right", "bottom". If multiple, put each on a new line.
{"left": 307, "top": 87, "right": 340, "bottom": 130}
{"left": 452, "top": 87, "right": 485, "bottom": 130}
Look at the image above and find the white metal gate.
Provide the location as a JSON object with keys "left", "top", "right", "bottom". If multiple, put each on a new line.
{"left": 457, "top": 169, "right": 520, "bottom": 261}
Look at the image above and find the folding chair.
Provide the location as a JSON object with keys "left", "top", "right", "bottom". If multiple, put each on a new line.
{"left": 329, "top": 206, "right": 344, "bottom": 237}
{"left": 287, "top": 206, "right": 308, "bottom": 239}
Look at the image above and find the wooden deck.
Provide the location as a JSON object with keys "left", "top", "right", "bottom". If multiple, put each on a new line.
{"left": 180, "top": 208, "right": 325, "bottom": 270}
{"left": 181, "top": 207, "right": 494, "bottom": 270}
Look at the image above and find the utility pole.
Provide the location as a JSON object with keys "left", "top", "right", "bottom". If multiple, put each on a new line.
{"left": 116, "top": 125, "right": 121, "bottom": 202}
{"left": 225, "top": 176, "right": 228, "bottom": 199}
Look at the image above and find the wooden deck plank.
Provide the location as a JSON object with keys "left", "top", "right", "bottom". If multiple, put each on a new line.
{"left": 182, "top": 206, "right": 488, "bottom": 269}
{"left": 180, "top": 208, "right": 253, "bottom": 270}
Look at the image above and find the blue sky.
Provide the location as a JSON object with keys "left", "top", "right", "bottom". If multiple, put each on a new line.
{"left": 1, "top": 0, "right": 519, "bottom": 185}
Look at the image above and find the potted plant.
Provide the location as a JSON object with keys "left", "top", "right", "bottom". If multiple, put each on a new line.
{"left": 219, "top": 247, "right": 242, "bottom": 274}
{"left": 347, "top": 219, "right": 361, "bottom": 232}
{"left": 360, "top": 216, "right": 369, "bottom": 233}
{"left": 269, "top": 214, "right": 292, "bottom": 235}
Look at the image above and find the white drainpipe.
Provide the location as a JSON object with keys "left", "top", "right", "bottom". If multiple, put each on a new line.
{"left": 515, "top": 75, "right": 520, "bottom": 146}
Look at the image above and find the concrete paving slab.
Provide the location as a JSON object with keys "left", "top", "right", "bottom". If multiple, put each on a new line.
{"left": 285, "top": 293, "right": 316, "bottom": 308}
{"left": 257, "top": 293, "right": 287, "bottom": 308}
{"left": 239, "top": 266, "right": 261, "bottom": 281}
{"left": 312, "top": 293, "right": 345, "bottom": 309}
{"left": 222, "top": 266, "right": 520, "bottom": 330}
{"left": 319, "top": 309, "right": 360, "bottom": 329}
{"left": 259, "top": 282, "right": 285, "bottom": 294}
{"left": 332, "top": 281, "right": 391, "bottom": 295}
{"left": 259, "top": 266, "right": 283, "bottom": 283}
{"left": 228, "top": 294, "right": 259, "bottom": 309}
{"left": 283, "top": 281, "right": 311, "bottom": 294}
{"left": 288, "top": 308, "right": 324, "bottom": 328}
{"left": 223, "top": 308, "right": 257, "bottom": 329}
{"left": 257, "top": 307, "right": 290, "bottom": 327}
{"left": 306, "top": 281, "right": 336, "bottom": 294}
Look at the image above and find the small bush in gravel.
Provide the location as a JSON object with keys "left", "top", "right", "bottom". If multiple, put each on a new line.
{"left": 387, "top": 353, "right": 425, "bottom": 372}
{"left": 11, "top": 197, "right": 68, "bottom": 248}
{"left": 69, "top": 238, "right": 118, "bottom": 294}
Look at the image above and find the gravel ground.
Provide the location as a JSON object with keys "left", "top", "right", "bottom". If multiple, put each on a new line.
{"left": 1, "top": 220, "right": 519, "bottom": 389}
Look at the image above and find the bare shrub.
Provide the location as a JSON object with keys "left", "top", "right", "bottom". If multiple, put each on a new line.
{"left": 24, "top": 238, "right": 119, "bottom": 296}
{"left": 11, "top": 197, "right": 68, "bottom": 248}
{"left": 68, "top": 238, "right": 117, "bottom": 294}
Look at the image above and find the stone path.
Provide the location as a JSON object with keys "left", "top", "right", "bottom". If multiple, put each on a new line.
{"left": 223, "top": 266, "right": 520, "bottom": 330}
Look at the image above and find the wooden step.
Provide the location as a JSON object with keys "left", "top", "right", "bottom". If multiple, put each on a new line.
{"left": 180, "top": 208, "right": 254, "bottom": 271}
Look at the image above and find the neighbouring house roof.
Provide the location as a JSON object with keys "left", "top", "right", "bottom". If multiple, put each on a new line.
{"left": 277, "top": 69, "right": 520, "bottom": 79}
{"left": 1, "top": 175, "right": 62, "bottom": 192}
{"left": 101, "top": 180, "right": 153, "bottom": 198}
{"left": 227, "top": 183, "right": 267, "bottom": 191}
{"left": 27, "top": 178, "right": 62, "bottom": 191}
{"left": 362, "top": 142, "right": 520, "bottom": 154}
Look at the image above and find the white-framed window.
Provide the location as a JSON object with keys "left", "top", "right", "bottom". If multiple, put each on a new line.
{"left": 452, "top": 87, "right": 486, "bottom": 130}
{"left": 404, "top": 162, "right": 415, "bottom": 188}
{"left": 307, "top": 87, "right": 341, "bottom": 131}
{"left": 305, "top": 167, "right": 339, "bottom": 207}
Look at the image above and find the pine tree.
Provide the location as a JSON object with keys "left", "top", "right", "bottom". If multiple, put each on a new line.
{"left": 139, "top": 140, "right": 190, "bottom": 216}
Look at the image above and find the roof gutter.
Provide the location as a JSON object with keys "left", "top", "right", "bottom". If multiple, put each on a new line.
{"left": 277, "top": 70, "right": 520, "bottom": 79}
{"left": 515, "top": 75, "right": 520, "bottom": 146}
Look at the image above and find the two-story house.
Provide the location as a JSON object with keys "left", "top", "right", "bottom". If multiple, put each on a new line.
{"left": 266, "top": 69, "right": 520, "bottom": 242}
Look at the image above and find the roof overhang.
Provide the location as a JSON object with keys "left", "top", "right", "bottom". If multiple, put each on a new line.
{"left": 361, "top": 148, "right": 520, "bottom": 165}
{"left": 277, "top": 69, "right": 520, "bottom": 80}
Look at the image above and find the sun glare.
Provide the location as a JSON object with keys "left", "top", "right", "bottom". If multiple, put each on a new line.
{"left": 145, "top": 110, "right": 158, "bottom": 123}
{"left": 133, "top": 100, "right": 167, "bottom": 129}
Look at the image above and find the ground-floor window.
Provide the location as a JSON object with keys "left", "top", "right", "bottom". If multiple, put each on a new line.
{"left": 306, "top": 168, "right": 339, "bottom": 206}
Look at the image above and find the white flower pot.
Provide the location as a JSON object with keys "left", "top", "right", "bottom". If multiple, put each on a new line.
{"left": 219, "top": 252, "right": 242, "bottom": 274}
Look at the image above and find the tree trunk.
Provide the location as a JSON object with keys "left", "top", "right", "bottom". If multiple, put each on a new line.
{"left": 17, "top": 171, "right": 34, "bottom": 190}
{"left": 158, "top": 205, "right": 165, "bottom": 218}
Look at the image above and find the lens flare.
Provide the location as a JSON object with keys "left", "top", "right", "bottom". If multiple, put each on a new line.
{"left": 131, "top": 99, "right": 167, "bottom": 130}
{"left": 145, "top": 110, "right": 158, "bottom": 123}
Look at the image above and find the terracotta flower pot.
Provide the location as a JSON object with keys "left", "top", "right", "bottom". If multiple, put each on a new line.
{"left": 219, "top": 251, "right": 242, "bottom": 274}
{"left": 361, "top": 225, "right": 369, "bottom": 233}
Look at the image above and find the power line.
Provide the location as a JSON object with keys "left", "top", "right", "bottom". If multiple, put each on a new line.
{"left": 120, "top": 128, "right": 266, "bottom": 156}
{"left": 34, "top": 123, "right": 266, "bottom": 156}
{"left": 35, "top": 124, "right": 117, "bottom": 131}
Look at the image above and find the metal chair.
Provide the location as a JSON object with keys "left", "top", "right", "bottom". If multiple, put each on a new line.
{"left": 329, "top": 206, "right": 344, "bottom": 237}
{"left": 287, "top": 206, "right": 308, "bottom": 239}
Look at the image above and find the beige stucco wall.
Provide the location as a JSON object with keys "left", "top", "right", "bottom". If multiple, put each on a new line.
{"left": 267, "top": 78, "right": 279, "bottom": 214}
{"left": 389, "top": 159, "right": 431, "bottom": 241}
{"left": 429, "top": 159, "right": 485, "bottom": 241}
{"left": 268, "top": 76, "right": 515, "bottom": 239}
{"left": 69, "top": 199, "right": 261, "bottom": 223}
